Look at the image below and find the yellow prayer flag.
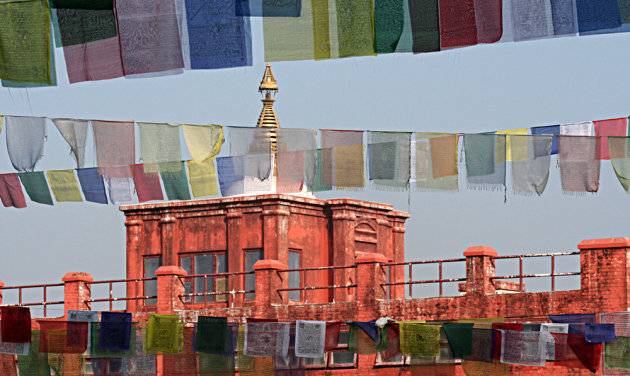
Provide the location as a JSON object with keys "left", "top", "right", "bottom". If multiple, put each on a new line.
{"left": 186, "top": 158, "right": 218, "bottom": 198}
{"left": 335, "top": 144, "right": 364, "bottom": 188}
{"left": 182, "top": 124, "right": 224, "bottom": 161}
{"left": 399, "top": 322, "right": 441, "bottom": 358}
{"left": 45, "top": 170, "right": 83, "bottom": 202}
{"left": 497, "top": 128, "right": 528, "bottom": 162}
{"left": 146, "top": 314, "right": 183, "bottom": 354}
{"left": 0, "top": 115, "right": 4, "bottom": 134}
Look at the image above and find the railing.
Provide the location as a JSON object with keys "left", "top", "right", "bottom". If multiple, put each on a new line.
{"left": 491, "top": 251, "right": 581, "bottom": 292}
{"left": 178, "top": 271, "right": 255, "bottom": 308}
{"left": 85, "top": 277, "right": 158, "bottom": 311}
{"left": 382, "top": 258, "right": 467, "bottom": 298}
{"left": 276, "top": 265, "right": 358, "bottom": 303}
{"left": 0, "top": 283, "right": 64, "bottom": 317}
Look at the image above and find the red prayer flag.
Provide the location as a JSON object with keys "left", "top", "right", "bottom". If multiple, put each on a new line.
{"left": 325, "top": 322, "right": 342, "bottom": 351}
{"left": 491, "top": 323, "right": 522, "bottom": 360}
{"left": 0, "top": 174, "right": 27, "bottom": 208}
{"left": 594, "top": 118, "right": 628, "bottom": 160}
{"left": 1, "top": 307, "right": 31, "bottom": 343}
{"left": 492, "top": 323, "right": 523, "bottom": 331}
{"left": 38, "top": 321, "right": 88, "bottom": 354}
{"left": 379, "top": 324, "right": 401, "bottom": 361}
{"left": 552, "top": 333, "right": 602, "bottom": 372}
{"left": 132, "top": 164, "right": 164, "bottom": 202}
{"left": 439, "top": 0, "right": 478, "bottom": 48}
{"left": 474, "top": 0, "right": 502, "bottom": 43}
{"left": 63, "top": 37, "right": 124, "bottom": 84}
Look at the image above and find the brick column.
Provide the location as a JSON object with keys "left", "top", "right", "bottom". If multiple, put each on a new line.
{"left": 355, "top": 253, "right": 388, "bottom": 321}
{"left": 160, "top": 215, "right": 177, "bottom": 267}
{"left": 578, "top": 237, "right": 630, "bottom": 312}
{"left": 262, "top": 204, "right": 290, "bottom": 262}
{"left": 391, "top": 213, "right": 408, "bottom": 299}
{"left": 62, "top": 272, "right": 93, "bottom": 317}
{"left": 463, "top": 246, "right": 497, "bottom": 295}
{"left": 226, "top": 210, "right": 244, "bottom": 307}
{"left": 252, "top": 259, "right": 286, "bottom": 318}
{"left": 331, "top": 210, "right": 356, "bottom": 303}
{"left": 155, "top": 266, "right": 187, "bottom": 314}
{"left": 125, "top": 218, "right": 142, "bottom": 313}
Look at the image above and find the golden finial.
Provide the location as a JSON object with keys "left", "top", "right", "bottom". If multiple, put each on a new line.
{"left": 256, "top": 63, "right": 280, "bottom": 157}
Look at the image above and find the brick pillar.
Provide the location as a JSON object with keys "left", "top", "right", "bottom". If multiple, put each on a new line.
{"left": 62, "top": 272, "right": 93, "bottom": 317}
{"left": 391, "top": 213, "right": 407, "bottom": 299}
{"left": 125, "top": 218, "right": 142, "bottom": 313}
{"left": 252, "top": 259, "right": 286, "bottom": 318}
{"left": 226, "top": 210, "right": 244, "bottom": 307}
{"left": 355, "top": 253, "right": 388, "bottom": 321}
{"left": 262, "top": 204, "right": 290, "bottom": 262}
{"left": 463, "top": 246, "right": 497, "bottom": 295}
{"left": 155, "top": 266, "right": 187, "bottom": 314}
{"left": 331, "top": 210, "right": 356, "bottom": 303}
{"left": 160, "top": 215, "right": 177, "bottom": 267}
{"left": 578, "top": 237, "right": 630, "bottom": 312}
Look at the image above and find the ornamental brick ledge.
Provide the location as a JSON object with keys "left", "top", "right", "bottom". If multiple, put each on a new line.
{"left": 577, "top": 237, "right": 630, "bottom": 250}
{"left": 463, "top": 246, "right": 498, "bottom": 257}
{"left": 62, "top": 272, "right": 93, "bottom": 283}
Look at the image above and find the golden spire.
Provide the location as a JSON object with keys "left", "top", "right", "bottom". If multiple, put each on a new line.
{"left": 256, "top": 63, "right": 279, "bottom": 154}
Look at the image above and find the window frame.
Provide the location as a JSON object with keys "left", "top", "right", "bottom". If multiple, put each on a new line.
{"left": 243, "top": 249, "right": 264, "bottom": 300}
{"left": 288, "top": 249, "right": 302, "bottom": 302}
{"left": 327, "top": 327, "right": 357, "bottom": 368}
{"left": 179, "top": 251, "right": 228, "bottom": 304}
{"left": 142, "top": 256, "right": 162, "bottom": 305}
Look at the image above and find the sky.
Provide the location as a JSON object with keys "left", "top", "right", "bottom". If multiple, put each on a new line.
{"left": 1, "top": 15, "right": 630, "bottom": 303}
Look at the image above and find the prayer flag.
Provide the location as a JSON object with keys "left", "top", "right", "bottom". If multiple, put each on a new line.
{"left": 146, "top": 314, "right": 182, "bottom": 354}
{"left": 511, "top": 135, "right": 553, "bottom": 196}
{"left": 133, "top": 164, "right": 164, "bottom": 202}
{"left": 0, "top": 173, "right": 27, "bottom": 208}
{"left": 415, "top": 133, "right": 459, "bottom": 191}
{"left": 264, "top": 0, "right": 316, "bottom": 61}
{"left": 229, "top": 127, "right": 272, "bottom": 180}
{"left": 186, "top": 159, "right": 218, "bottom": 198}
{"left": 443, "top": 323, "right": 474, "bottom": 358}
{"left": 575, "top": 0, "right": 621, "bottom": 33}
{"left": 348, "top": 322, "right": 388, "bottom": 355}
{"left": 511, "top": 0, "right": 553, "bottom": 41}
{"left": 45, "top": 170, "right": 83, "bottom": 202}
{"left": 336, "top": 0, "right": 375, "bottom": 57}
{"left": 0, "top": 0, "right": 50, "bottom": 84}
{"left": 92, "top": 120, "right": 135, "bottom": 178}
{"left": 439, "top": 0, "right": 477, "bottom": 48}
{"left": 99, "top": 312, "right": 132, "bottom": 351}
{"left": 63, "top": 37, "right": 124, "bottom": 83}
{"left": 198, "top": 353, "right": 235, "bottom": 376}
{"left": 235, "top": 0, "right": 302, "bottom": 16}
{"left": 90, "top": 322, "right": 136, "bottom": 358}
{"left": 531, "top": 125, "right": 560, "bottom": 155}
{"left": 609, "top": 137, "right": 630, "bottom": 192}
{"left": 18, "top": 172, "right": 53, "bottom": 205}
{"left": 37, "top": 321, "right": 88, "bottom": 353}
{"left": 115, "top": 0, "right": 184, "bottom": 75}
{"left": 0, "top": 307, "right": 30, "bottom": 344}
{"left": 475, "top": 0, "right": 503, "bottom": 43}
{"left": 399, "top": 322, "right": 441, "bottom": 357}
{"left": 605, "top": 336, "right": 630, "bottom": 370}
{"left": 594, "top": 118, "right": 627, "bottom": 160}
{"left": 325, "top": 322, "right": 341, "bottom": 351}
{"left": 159, "top": 162, "right": 191, "bottom": 201}
{"left": 558, "top": 136, "right": 600, "bottom": 193}
{"left": 182, "top": 124, "right": 224, "bottom": 161}
{"left": 500, "top": 330, "right": 546, "bottom": 367}
{"left": 17, "top": 331, "right": 49, "bottom": 376}
{"left": 552, "top": 332, "right": 602, "bottom": 372}
{"left": 368, "top": 131, "right": 411, "bottom": 190}
{"left": 464, "top": 328, "right": 494, "bottom": 363}
{"left": 244, "top": 322, "right": 290, "bottom": 357}
{"left": 50, "top": 0, "right": 116, "bottom": 45}
{"left": 138, "top": 123, "right": 182, "bottom": 174}
{"left": 277, "top": 128, "right": 317, "bottom": 189}
{"left": 5, "top": 116, "right": 47, "bottom": 172}
{"left": 551, "top": 0, "right": 578, "bottom": 35}
{"left": 195, "top": 317, "right": 228, "bottom": 354}
{"left": 497, "top": 128, "right": 528, "bottom": 161}
{"left": 465, "top": 134, "right": 506, "bottom": 191}
{"left": 379, "top": 324, "right": 401, "bottom": 361}
{"left": 123, "top": 327, "right": 156, "bottom": 374}
{"left": 309, "top": 149, "right": 332, "bottom": 192}
{"left": 162, "top": 327, "right": 197, "bottom": 374}
{"left": 185, "top": 0, "right": 252, "bottom": 69}
{"left": 52, "top": 119, "right": 88, "bottom": 168}
{"left": 408, "top": 0, "right": 440, "bottom": 52}
{"left": 321, "top": 130, "right": 365, "bottom": 188}
{"left": 216, "top": 156, "right": 244, "bottom": 196}
{"left": 374, "top": 0, "right": 405, "bottom": 53}
{"left": 561, "top": 121, "right": 592, "bottom": 135}
{"left": 76, "top": 168, "right": 108, "bottom": 204}
{"left": 585, "top": 324, "right": 616, "bottom": 343}
{"left": 295, "top": 320, "right": 326, "bottom": 358}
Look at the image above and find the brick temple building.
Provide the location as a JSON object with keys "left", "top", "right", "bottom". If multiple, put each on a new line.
{"left": 1, "top": 65, "right": 628, "bottom": 375}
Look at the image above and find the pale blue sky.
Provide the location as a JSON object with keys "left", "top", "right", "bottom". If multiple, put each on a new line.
{"left": 1, "top": 16, "right": 629, "bottom": 300}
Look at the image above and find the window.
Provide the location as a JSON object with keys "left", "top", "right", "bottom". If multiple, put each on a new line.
{"left": 180, "top": 253, "right": 227, "bottom": 303}
{"left": 303, "top": 355, "right": 326, "bottom": 368}
{"left": 328, "top": 329, "right": 356, "bottom": 367}
{"left": 143, "top": 257, "right": 162, "bottom": 305}
{"left": 244, "top": 250, "right": 264, "bottom": 300}
{"left": 288, "top": 251, "right": 301, "bottom": 301}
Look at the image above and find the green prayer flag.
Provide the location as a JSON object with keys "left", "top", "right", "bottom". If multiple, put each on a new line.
{"left": 159, "top": 162, "right": 191, "bottom": 201}
{"left": 198, "top": 353, "right": 235, "bottom": 376}
{"left": 442, "top": 323, "right": 474, "bottom": 358}
{"left": 464, "top": 134, "right": 496, "bottom": 177}
{"left": 374, "top": 0, "right": 404, "bottom": 53}
{"left": 605, "top": 336, "right": 630, "bottom": 370}
{"left": 0, "top": 0, "right": 51, "bottom": 84}
{"left": 619, "top": 0, "right": 630, "bottom": 24}
{"left": 336, "top": 0, "right": 375, "bottom": 58}
{"left": 18, "top": 331, "right": 50, "bottom": 376}
{"left": 408, "top": 0, "right": 440, "bottom": 52}
{"left": 195, "top": 317, "right": 228, "bottom": 354}
{"left": 18, "top": 172, "right": 53, "bottom": 205}
{"left": 309, "top": 149, "right": 332, "bottom": 192}
{"left": 91, "top": 322, "right": 137, "bottom": 358}
{"left": 609, "top": 137, "right": 630, "bottom": 192}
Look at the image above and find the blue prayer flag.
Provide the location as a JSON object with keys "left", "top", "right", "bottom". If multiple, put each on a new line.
{"left": 235, "top": 0, "right": 301, "bottom": 17}
{"left": 585, "top": 324, "right": 616, "bottom": 343}
{"left": 76, "top": 168, "right": 108, "bottom": 204}
{"left": 99, "top": 312, "right": 132, "bottom": 351}
{"left": 531, "top": 125, "right": 560, "bottom": 155}
{"left": 575, "top": 0, "right": 621, "bottom": 33}
{"left": 217, "top": 156, "right": 244, "bottom": 196}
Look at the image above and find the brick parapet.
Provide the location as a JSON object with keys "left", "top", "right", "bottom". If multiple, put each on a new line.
{"left": 155, "top": 266, "right": 187, "bottom": 314}
{"left": 62, "top": 272, "right": 93, "bottom": 317}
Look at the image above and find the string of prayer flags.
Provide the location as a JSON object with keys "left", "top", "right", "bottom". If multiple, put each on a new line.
{"left": 594, "top": 118, "right": 628, "bottom": 160}
{"left": 374, "top": 0, "right": 405, "bottom": 53}
{"left": 92, "top": 120, "right": 135, "bottom": 178}
{"left": 244, "top": 322, "right": 290, "bottom": 357}
{"left": 37, "top": 321, "right": 88, "bottom": 353}
{"left": 229, "top": 127, "right": 272, "bottom": 180}
{"left": 0, "top": 0, "right": 50, "bottom": 84}
{"left": 17, "top": 331, "right": 49, "bottom": 376}
{"left": 575, "top": 0, "right": 621, "bottom": 33}
{"left": 335, "top": 0, "right": 375, "bottom": 58}
{"left": 185, "top": 0, "right": 252, "bottom": 69}
{"left": 115, "top": 0, "right": 184, "bottom": 75}
{"left": 398, "top": 322, "right": 441, "bottom": 357}
{"left": 511, "top": 135, "right": 552, "bottom": 196}
{"left": 464, "top": 134, "right": 506, "bottom": 191}
{"left": 146, "top": 314, "right": 183, "bottom": 354}
{"left": 195, "top": 317, "right": 228, "bottom": 354}
{"left": 0, "top": 173, "right": 27, "bottom": 208}
{"left": 549, "top": 313, "right": 597, "bottom": 324}
{"left": 443, "top": 323, "right": 474, "bottom": 358}
{"left": 76, "top": 168, "right": 108, "bottom": 204}
{"left": 324, "top": 322, "right": 341, "bottom": 351}
{"left": 18, "top": 172, "right": 53, "bottom": 205}
{"left": 186, "top": 159, "right": 218, "bottom": 198}
{"left": 585, "top": 324, "right": 616, "bottom": 343}
{"left": 500, "top": 330, "right": 546, "bottom": 367}
{"left": 99, "top": 312, "right": 132, "bottom": 351}
{"left": 415, "top": 133, "right": 459, "bottom": 191}
{"left": 531, "top": 125, "right": 560, "bottom": 155}
{"left": 52, "top": 119, "right": 88, "bottom": 169}
{"left": 133, "top": 164, "right": 164, "bottom": 202}
{"left": 138, "top": 123, "right": 182, "bottom": 174}
{"left": 160, "top": 161, "right": 192, "bottom": 201}
{"left": 45, "top": 169, "right": 83, "bottom": 202}
{"left": 182, "top": 124, "right": 224, "bottom": 161}
{"left": 321, "top": 130, "right": 365, "bottom": 188}
{"left": 368, "top": 131, "right": 411, "bottom": 190}
{"left": 439, "top": 0, "right": 477, "bottom": 48}
{"left": 276, "top": 128, "right": 318, "bottom": 192}
{"left": 90, "top": 322, "right": 136, "bottom": 358}
{"left": 0, "top": 307, "right": 30, "bottom": 344}
{"left": 558, "top": 136, "right": 601, "bottom": 194}
{"left": 5, "top": 116, "right": 47, "bottom": 172}
{"left": 295, "top": 320, "right": 326, "bottom": 358}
